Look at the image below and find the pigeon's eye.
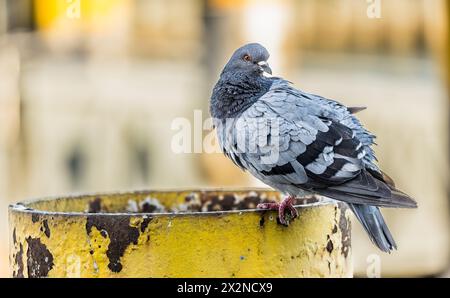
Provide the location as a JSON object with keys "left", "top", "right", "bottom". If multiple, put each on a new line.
{"left": 243, "top": 54, "right": 252, "bottom": 62}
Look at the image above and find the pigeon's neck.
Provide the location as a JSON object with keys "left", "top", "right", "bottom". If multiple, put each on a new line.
{"left": 210, "top": 73, "right": 273, "bottom": 119}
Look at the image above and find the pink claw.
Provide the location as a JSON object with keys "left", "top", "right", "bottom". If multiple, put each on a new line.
{"left": 257, "top": 196, "right": 299, "bottom": 225}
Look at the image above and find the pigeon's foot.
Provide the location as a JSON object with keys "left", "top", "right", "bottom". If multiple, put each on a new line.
{"left": 257, "top": 196, "right": 298, "bottom": 226}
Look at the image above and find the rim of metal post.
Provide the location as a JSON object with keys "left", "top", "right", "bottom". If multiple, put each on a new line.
{"left": 9, "top": 187, "right": 336, "bottom": 217}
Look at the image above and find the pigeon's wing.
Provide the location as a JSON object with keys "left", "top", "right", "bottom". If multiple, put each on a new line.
{"left": 299, "top": 91, "right": 379, "bottom": 173}
{"left": 227, "top": 81, "right": 363, "bottom": 187}
{"left": 231, "top": 80, "right": 416, "bottom": 208}
{"left": 253, "top": 88, "right": 366, "bottom": 185}
{"left": 296, "top": 89, "right": 416, "bottom": 208}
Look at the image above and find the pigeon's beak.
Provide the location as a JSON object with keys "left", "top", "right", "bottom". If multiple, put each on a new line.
{"left": 257, "top": 61, "right": 272, "bottom": 76}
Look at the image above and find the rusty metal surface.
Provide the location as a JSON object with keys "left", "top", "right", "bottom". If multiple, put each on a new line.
{"left": 9, "top": 189, "right": 352, "bottom": 277}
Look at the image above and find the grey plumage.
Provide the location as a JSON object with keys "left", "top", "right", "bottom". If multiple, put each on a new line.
{"left": 210, "top": 43, "right": 417, "bottom": 252}
{"left": 349, "top": 204, "right": 397, "bottom": 252}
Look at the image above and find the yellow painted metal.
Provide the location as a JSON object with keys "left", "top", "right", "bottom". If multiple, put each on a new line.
{"left": 9, "top": 189, "right": 352, "bottom": 277}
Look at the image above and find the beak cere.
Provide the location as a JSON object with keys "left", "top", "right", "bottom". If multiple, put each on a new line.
{"left": 257, "top": 61, "right": 272, "bottom": 76}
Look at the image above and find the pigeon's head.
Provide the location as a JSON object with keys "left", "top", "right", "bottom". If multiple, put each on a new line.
{"left": 222, "top": 43, "right": 272, "bottom": 77}
{"left": 210, "top": 43, "right": 273, "bottom": 119}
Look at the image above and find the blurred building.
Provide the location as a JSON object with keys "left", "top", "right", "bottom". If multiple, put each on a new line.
{"left": 0, "top": 0, "right": 449, "bottom": 277}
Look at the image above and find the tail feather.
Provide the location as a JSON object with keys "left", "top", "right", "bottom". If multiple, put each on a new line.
{"left": 347, "top": 106, "right": 367, "bottom": 114}
{"left": 314, "top": 169, "right": 415, "bottom": 252}
{"left": 320, "top": 169, "right": 418, "bottom": 209}
{"left": 348, "top": 203, "right": 397, "bottom": 253}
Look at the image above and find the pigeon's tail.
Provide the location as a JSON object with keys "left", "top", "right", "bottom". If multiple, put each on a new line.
{"left": 348, "top": 203, "right": 397, "bottom": 253}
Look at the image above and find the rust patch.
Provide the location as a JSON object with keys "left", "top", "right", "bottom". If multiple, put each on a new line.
{"left": 204, "top": 195, "right": 230, "bottom": 211}
{"left": 141, "top": 199, "right": 165, "bottom": 213}
{"left": 31, "top": 214, "right": 39, "bottom": 223}
{"left": 13, "top": 243, "right": 24, "bottom": 278}
{"left": 198, "top": 192, "right": 277, "bottom": 212}
{"left": 338, "top": 205, "right": 351, "bottom": 258}
{"left": 88, "top": 197, "right": 102, "bottom": 213}
{"left": 331, "top": 224, "right": 338, "bottom": 234}
{"left": 296, "top": 196, "right": 320, "bottom": 205}
{"left": 221, "top": 194, "right": 237, "bottom": 210}
{"left": 140, "top": 217, "right": 152, "bottom": 233}
{"left": 259, "top": 215, "right": 265, "bottom": 227}
{"left": 141, "top": 203, "right": 157, "bottom": 213}
{"left": 42, "top": 220, "right": 50, "bottom": 238}
{"left": 236, "top": 195, "right": 261, "bottom": 210}
{"left": 183, "top": 194, "right": 202, "bottom": 212}
{"left": 326, "top": 239, "right": 334, "bottom": 253}
{"left": 26, "top": 237, "right": 54, "bottom": 278}
{"left": 86, "top": 215, "right": 139, "bottom": 273}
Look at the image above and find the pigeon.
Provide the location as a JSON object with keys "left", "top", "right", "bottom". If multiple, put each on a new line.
{"left": 210, "top": 43, "right": 417, "bottom": 253}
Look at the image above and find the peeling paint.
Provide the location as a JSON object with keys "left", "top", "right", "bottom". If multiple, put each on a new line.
{"left": 26, "top": 237, "right": 54, "bottom": 278}
{"left": 86, "top": 215, "right": 139, "bottom": 273}
{"left": 140, "top": 197, "right": 165, "bottom": 213}
{"left": 140, "top": 216, "right": 152, "bottom": 233}
{"left": 326, "top": 239, "right": 334, "bottom": 253}
{"left": 42, "top": 220, "right": 50, "bottom": 238}
{"left": 332, "top": 224, "right": 338, "bottom": 234}
{"left": 31, "top": 214, "right": 39, "bottom": 223}
{"left": 259, "top": 215, "right": 265, "bottom": 227}
{"left": 88, "top": 197, "right": 102, "bottom": 213}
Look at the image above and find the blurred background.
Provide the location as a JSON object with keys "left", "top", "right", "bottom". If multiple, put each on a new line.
{"left": 0, "top": 0, "right": 449, "bottom": 277}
